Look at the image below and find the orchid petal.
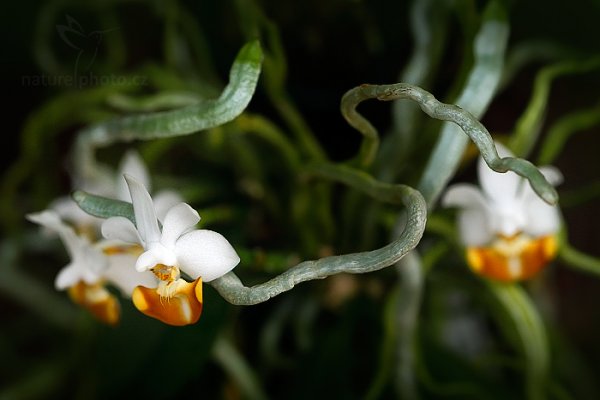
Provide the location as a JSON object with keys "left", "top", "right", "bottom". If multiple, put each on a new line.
{"left": 135, "top": 244, "right": 177, "bottom": 272}
{"left": 490, "top": 207, "right": 526, "bottom": 237}
{"left": 27, "top": 211, "right": 86, "bottom": 260}
{"left": 457, "top": 207, "right": 494, "bottom": 246}
{"left": 153, "top": 190, "right": 184, "bottom": 223}
{"left": 80, "top": 260, "right": 103, "bottom": 284}
{"left": 68, "top": 282, "right": 120, "bottom": 325}
{"left": 101, "top": 217, "right": 142, "bottom": 244}
{"left": 117, "top": 151, "right": 151, "bottom": 201}
{"left": 29, "top": 211, "right": 108, "bottom": 289}
{"left": 54, "top": 264, "right": 80, "bottom": 290}
{"left": 161, "top": 203, "right": 200, "bottom": 249}
{"left": 478, "top": 155, "right": 522, "bottom": 206}
{"left": 104, "top": 253, "right": 157, "bottom": 296}
{"left": 442, "top": 184, "right": 487, "bottom": 209}
{"left": 174, "top": 229, "right": 240, "bottom": 282}
{"left": 125, "top": 175, "right": 161, "bottom": 244}
{"left": 522, "top": 194, "right": 561, "bottom": 237}
{"left": 443, "top": 185, "right": 493, "bottom": 246}
{"left": 539, "top": 166, "right": 563, "bottom": 186}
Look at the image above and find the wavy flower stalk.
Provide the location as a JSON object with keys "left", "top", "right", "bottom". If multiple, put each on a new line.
{"left": 73, "top": 40, "right": 263, "bottom": 186}
{"left": 74, "top": 163, "right": 427, "bottom": 306}
{"left": 340, "top": 83, "right": 558, "bottom": 206}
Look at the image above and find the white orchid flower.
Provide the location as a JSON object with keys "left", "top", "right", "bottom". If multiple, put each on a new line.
{"left": 442, "top": 143, "right": 562, "bottom": 281}
{"left": 50, "top": 150, "right": 182, "bottom": 238}
{"left": 26, "top": 210, "right": 156, "bottom": 325}
{"left": 101, "top": 175, "right": 240, "bottom": 326}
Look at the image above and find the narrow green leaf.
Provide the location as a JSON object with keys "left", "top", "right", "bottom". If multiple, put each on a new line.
{"left": 486, "top": 282, "right": 549, "bottom": 400}
{"left": 381, "top": 0, "right": 449, "bottom": 179}
{"left": 509, "top": 57, "right": 600, "bottom": 157}
{"left": 78, "top": 40, "right": 263, "bottom": 144}
{"left": 72, "top": 191, "right": 135, "bottom": 224}
{"left": 418, "top": 0, "right": 509, "bottom": 206}
{"left": 537, "top": 101, "right": 600, "bottom": 165}
{"left": 73, "top": 41, "right": 263, "bottom": 189}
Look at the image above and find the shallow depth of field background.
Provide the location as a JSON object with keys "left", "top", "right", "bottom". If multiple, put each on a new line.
{"left": 3, "top": 0, "right": 600, "bottom": 399}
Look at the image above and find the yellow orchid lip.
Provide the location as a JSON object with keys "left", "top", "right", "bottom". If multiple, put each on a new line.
{"left": 466, "top": 234, "right": 557, "bottom": 282}
{"left": 68, "top": 282, "right": 120, "bottom": 325}
{"left": 132, "top": 277, "right": 203, "bottom": 326}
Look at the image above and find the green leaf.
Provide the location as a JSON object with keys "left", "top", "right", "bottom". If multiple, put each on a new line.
{"left": 73, "top": 40, "right": 264, "bottom": 191}
{"left": 537, "top": 101, "right": 600, "bottom": 165}
{"left": 77, "top": 40, "right": 263, "bottom": 144}
{"left": 486, "top": 282, "right": 549, "bottom": 400}
{"left": 509, "top": 57, "right": 600, "bottom": 157}
{"left": 72, "top": 191, "right": 135, "bottom": 224}
{"left": 418, "top": 0, "right": 509, "bottom": 206}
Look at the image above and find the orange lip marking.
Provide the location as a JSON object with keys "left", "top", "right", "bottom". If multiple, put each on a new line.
{"left": 466, "top": 235, "right": 557, "bottom": 282}
{"left": 68, "top": 282, "right": 120, "bottom": 325}
{"left": 132, "top": 278, "right": 203, "bottom": 326}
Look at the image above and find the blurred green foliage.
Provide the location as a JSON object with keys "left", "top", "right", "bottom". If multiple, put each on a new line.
{"left": 3, "top": 0, "right": 600, "bottom": 399}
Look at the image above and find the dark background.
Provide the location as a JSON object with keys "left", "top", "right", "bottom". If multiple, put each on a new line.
{"left": 2, "top": 0, "right": 600, "bottom": 398}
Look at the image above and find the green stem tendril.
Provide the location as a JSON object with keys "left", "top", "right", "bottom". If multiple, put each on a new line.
{"left": 340, "top": 83, "right": 558, "bottom": 205}
{"left": 509, "top": 57, "right": 600, "bottom": 158}
{"left": 209, "top": 163, "right": 426, "bottom": 305}
{"left": 73, "top": 163, "right": 426, "bottom": 305}
{"left": 74, "top": 40, "right": 263, "bottom": 184}
{"left": 537, "top": 101, "right": 600, "bottom": 165}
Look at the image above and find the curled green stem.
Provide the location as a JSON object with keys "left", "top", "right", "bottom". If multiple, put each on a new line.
{"left": 74, "top": 40, "right": 263, "bottom": 182}
{"left": 209, "top": 163, "right": 426, "bottom": 305}
{"left": 72, "top": 163, "right": 427, "bottom": 306}
{"left": 341, "top": 83, "right": 558, "bottom": 205}
{"left": 341, "top": 89, "right": 381, "bottom": 167}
